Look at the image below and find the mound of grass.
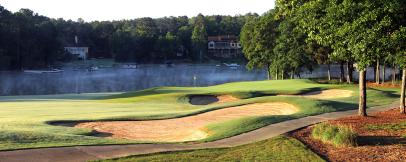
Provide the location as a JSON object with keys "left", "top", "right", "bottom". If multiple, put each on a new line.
{"left": 97, "top": 136, "right": 325, "bottom": 162}
{"left": 312, "top": 123, "right": 357, "bottom": 147}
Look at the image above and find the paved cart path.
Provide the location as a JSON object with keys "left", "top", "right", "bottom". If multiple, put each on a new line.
{"left": 0, "top": 102, "right": 399, "bottom": 162}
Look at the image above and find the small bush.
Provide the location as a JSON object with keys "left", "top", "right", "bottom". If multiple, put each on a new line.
{"left": 311, "top": 123, "right": 357, "bottom": 147}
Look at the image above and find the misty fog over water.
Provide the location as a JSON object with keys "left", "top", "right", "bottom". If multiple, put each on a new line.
{"left": 0, "top": 64, "right": 397, "bottom": 96}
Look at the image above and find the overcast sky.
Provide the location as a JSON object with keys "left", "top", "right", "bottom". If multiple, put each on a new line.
{"left": 1, "top": 0, "right": 276, "bottom": 21}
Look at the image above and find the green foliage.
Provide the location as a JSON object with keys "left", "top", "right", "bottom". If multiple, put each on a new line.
{"left": 240, "top": 10, "right": 279, "bottom": 77}
{"left": 273, "top": 13, "right": 314, "bottom": 77}
{"left": 292, "top": 0, "right": 406, "bottom": 115}
{"left": 154, "top": 32, "right": 179, "bottom": 60}
{"left": 275, "top": 0, "right": 308, "bottom": 18}
{"left": 0, "top": 8, "right": 66, "bottom": 70}
{"left": 191, "top": 14, "right": 208, "bottom": 61}
{"left": 205, "top": 14, "right": 256, "bottom": 36}
{"left": 97, "top": 136, "right": 325, "bottom": 162}
{"left": 391, "top": 27, "right": 406, "bottom": 69}
{"left": 297, "top": 0, "right": 406, "bottom": 70}
{"left": 0, "top": 5, "right": 254, "bottom": 68}
{"left": 240, "top": 3, "right": 317, "bottom": 79}
{"left": 312, "top": 123, "right": 358, "bottom": 147}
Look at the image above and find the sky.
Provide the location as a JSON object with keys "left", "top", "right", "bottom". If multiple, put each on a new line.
{"left": 0, "top": 0, "right": 276, "bottom": 21}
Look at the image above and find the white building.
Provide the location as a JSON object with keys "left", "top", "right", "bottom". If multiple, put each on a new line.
{"left": 64, "top": 47, "right": 89, "bottom": 60}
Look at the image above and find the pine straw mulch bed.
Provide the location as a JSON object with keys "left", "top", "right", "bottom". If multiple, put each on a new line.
{"left": 289, "top": 108, "right": 406, "bottom": 162}
{"left": 367, "top": 82, "right": 401, "bottom": 88}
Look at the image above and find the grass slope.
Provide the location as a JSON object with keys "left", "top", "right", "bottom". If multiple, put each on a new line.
{"left": 98, "top": 136, "right": 325, "bottom": 162}
{"left": 0, "top": 79, "right": 400, "bottom": 150}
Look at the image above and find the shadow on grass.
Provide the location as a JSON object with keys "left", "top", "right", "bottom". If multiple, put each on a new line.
{"left": 230, "top": 87, "right": 325, "bottom": 99}
{"left": 188, "top": 95, "right": 219, "bottom": 105}
{"left": 368, "top": 88, "right": 400, "bottom": 98}
{"left": 357, "top": 136, "right": 406, "bottom": 146}
{"left": 89, "top": 130, "right": 114, "bottom": 138}
{"left": 321, "top": 100, "right": 358, "bottom": 112}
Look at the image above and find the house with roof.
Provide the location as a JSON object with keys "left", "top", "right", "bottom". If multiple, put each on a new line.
{"left": 64, "top": 36, "right": 89, "bottom": 60}
{"left": 64, "top": 47, "right": 89, "bottom": 60}
{"left": 208, "top": 35, "right": 242, "bottom": 58}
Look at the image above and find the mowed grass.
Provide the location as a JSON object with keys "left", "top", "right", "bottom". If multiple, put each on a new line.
{"left": 98, "top": 136, "right": 325, "bottom": 162}
{"left": 0, "top": 79, "right": 400, "bottom": 150}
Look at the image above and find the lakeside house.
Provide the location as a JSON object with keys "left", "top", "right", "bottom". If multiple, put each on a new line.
{"left": 64, "top": 47, "right": 89, "bottom": 60}
{"left": 208, "top": 35, "right": 242, "bottom": 58}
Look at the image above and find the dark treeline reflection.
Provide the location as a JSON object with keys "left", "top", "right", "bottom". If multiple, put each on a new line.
{"left": 0, "top": 65, "right": 265, "bottom": 96}
{"left": 0, "top": 65, "right": 396, "bottom": 96}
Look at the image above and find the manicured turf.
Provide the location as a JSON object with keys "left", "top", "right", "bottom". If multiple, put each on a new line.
{"left": 0, "top": 79, "right": 400, "bottom": 150}
{"left": 97, "top": 136, "right": 325, "bottom": 162}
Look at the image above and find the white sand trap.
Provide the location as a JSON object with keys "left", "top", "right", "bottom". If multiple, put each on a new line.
{"left": 215, "top": 95, "right": 240, "bottom": 104}
{"left": 75, "top": 102, "right": 298, "bottom": 142}
{"left": 301, "top": 89, "right": 353, "bottom": 99}
{"left": 279, "top": 89, "right": 353, "bottom": 99}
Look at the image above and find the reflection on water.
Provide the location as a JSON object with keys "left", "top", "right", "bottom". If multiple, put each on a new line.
{"left": 0, "top": 64, "right": 265, "bottom": 96}
{"left": 0, "top": 64, "right": 398, "bottom": 96}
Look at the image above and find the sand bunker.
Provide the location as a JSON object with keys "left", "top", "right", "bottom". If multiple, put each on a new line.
{"left": 189, "top": 95, "right": 240, "bottom": 105}
{"left": 75, "top": 102, "right": 298, "bottom": 142}
{"left": 280, "top": 89, "right": 353, "bottom": 99}
{"left": 301, "top": 89, "right": 353, "bottom": 99}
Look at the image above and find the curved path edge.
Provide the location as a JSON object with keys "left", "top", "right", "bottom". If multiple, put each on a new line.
{"left": 0, "top": 102, "right": 400, "bottom": 162}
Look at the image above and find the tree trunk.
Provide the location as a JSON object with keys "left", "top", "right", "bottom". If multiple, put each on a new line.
{"left": 401, "top": 69, "right": 406, "bottom": 114}
{"left": 340, "top": 62, "right": 345, "bottom": 82}
{"left": 327, "top": 63, "right": 331, "bottom": 81}
{"left": 275, "top": 68, "right": 279, "bottom": 80}
{"left": 281, "top": 70, "right": 284, "bottom": 80}
{"left": 350, "top": 63, "right": 354, "bottom": 83}
{"left": 392, "top": 65, "right": 397, "bottom": 85}
{"left": 291, "top": 70, "right": 294, "bottom": 79}
{"left": 267, "top": 64, "right": 271, "bottom": 80}
{"left": 346, "top": 61, "right": 352, "bottom": 83}
{"left": 382, "top": 64, "right": 386, "bottom": 83}
{"left": 376, "top": 60, "right": 380, "bottom": 84}
{"left": 359, "top": 70, "right": 367, "bottom": 116}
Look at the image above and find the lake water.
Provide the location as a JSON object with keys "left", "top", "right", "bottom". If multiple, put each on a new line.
{"left": 0, "top": 64, "right": 398, "bottom": 96}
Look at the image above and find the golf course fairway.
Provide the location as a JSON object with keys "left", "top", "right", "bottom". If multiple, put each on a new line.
{"left": 0, "top": 79, "right": 400, "bottom": 151}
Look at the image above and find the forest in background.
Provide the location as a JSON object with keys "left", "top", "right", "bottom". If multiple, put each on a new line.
{"left": 0, "top": 5, "right": 257, "bottom": 70}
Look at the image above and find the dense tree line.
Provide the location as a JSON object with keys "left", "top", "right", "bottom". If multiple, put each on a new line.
{"left": 241, "top": 0, "right": 406, "bottom": 116}
{"left": 0, "top": 7, "right": 64, "bottom": 70}
{"left": 0, "top": 5, "right": 257, "bottom": 70}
